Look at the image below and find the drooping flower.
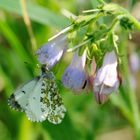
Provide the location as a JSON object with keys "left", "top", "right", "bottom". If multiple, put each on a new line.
{"left": 62, "top": 50, "right": 87, "bottom": 92}
{"left": 93, "top": 50, "right": 119, "bottom": 103}
{"left": 36, "top": 34, "right": 67, "bottom": 69}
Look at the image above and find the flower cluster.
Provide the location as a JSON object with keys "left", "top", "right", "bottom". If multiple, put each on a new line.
{"left": 35, "top": 1, "right": 140, "bottom": 105}
{"left": 36, "top": 34, "right": 120, "bottom": 104}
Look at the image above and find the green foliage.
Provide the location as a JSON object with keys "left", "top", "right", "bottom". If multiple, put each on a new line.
{"left": 0, "top": 0, "right": 69, "bottom": 28}
{"left": 0, "top": 0, "right": 140, "bottom": 140}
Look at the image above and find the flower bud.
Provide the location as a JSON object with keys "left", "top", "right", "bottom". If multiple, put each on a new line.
{"left": 36, "top": 34, "right": 67, "bottom": 69}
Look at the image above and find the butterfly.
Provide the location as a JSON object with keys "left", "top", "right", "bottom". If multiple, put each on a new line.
{"left": 8, "top": 67, "right": 66, "bottom": 124}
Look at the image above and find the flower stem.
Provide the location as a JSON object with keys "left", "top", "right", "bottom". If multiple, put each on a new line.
{"left": 48, "top": 25, "right": 72, "bottom": 41}
{"left": 103, "top": 3, "right": 140, "bottom": 31}
{"left": 67, "top": 38, "right": 92, "bottom": 52}
{"left": 127, "top": 14, "right": 140, "bottom": 31}
{"left": 49, "top": 12, "right": 104, "bottom": 41}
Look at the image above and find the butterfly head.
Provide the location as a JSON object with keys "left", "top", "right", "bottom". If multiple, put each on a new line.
{"left": 41, "top": 65, "right": 55, "bottom": 80}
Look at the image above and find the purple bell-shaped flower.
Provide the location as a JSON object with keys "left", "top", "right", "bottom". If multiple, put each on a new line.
{"left": 36, "top": 34, "right": 67, "bottom": 69}
{"left": 62, "top": 50, "right": 87, "bottom": 92}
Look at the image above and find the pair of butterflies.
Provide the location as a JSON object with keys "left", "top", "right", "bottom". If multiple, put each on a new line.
{"left": 8, "top": 66, "right": 66, "bottom": 124}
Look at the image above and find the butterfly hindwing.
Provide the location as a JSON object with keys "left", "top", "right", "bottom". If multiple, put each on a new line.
{"left": 41, "top": 75, "right": 66, "bottom": 124}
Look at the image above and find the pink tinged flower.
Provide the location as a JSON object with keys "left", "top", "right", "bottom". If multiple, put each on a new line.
{"left": 62, "top": 50, "right": 87, "bottom": 92}
{"left": 93, "top": 51, "right": 119, "bottom": 103}
{"left": 94, "top": 93, "right": 109, "bottom": 104}
{"left": 36, "top": 34, "right": 67, "bottom": 69}
{"left": 88, "top": 58, "right": 97, "bottom": 86}
{"left": 91, "top": 58, "right": 97, "bottom": 75}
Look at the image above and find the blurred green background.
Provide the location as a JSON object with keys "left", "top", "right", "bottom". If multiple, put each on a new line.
{"left": 0, "top": 0, "right": 140, "bottom": 140}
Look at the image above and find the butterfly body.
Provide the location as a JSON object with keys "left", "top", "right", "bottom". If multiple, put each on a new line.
{"left": 8, "top": 70, "right": 66, "bottom": 124}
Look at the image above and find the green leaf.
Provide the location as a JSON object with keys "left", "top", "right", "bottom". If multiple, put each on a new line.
{"left": 0, "top": 21, "right": 30, "bottom": 61}
{"left": 0, "top": 65, "right": 14, "bottom": 95}
{"left": 0, "top": 0, "right": 69, "bottom": 28}
{"left": 0, "top": 120, "right": 12, "bottom": 140}
{"left": 42, "top": 114, "right": 81, "bottom": 140}
{"left": 90, "top": 0, "right": 99, "bottom": 8}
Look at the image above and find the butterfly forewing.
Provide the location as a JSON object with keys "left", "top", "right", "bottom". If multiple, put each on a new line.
{"left": 25, "top": 75, "right": 49, "bottom": 122}
{"left": 8, "top": 77, "right": 39, "bottom": 111}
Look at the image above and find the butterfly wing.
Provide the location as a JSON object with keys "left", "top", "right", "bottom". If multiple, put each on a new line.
{"left": 8, "top": 77, "right": 39, "bottom": 111}
{"left": 42, "top": 77, "right": 66, "bottom": 124}
{"left": 26, "top": 72, "right": 66, "bottom": 124}
{"left": 25, "top": 76, "right": 49, "bottom": 122}
{"left": 8, "top": 71, "right": 66, "bottom": 124}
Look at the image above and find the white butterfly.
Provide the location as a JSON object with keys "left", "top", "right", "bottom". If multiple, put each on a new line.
{"left": 8, "top": 68, "right": 66, "bottom": 124}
